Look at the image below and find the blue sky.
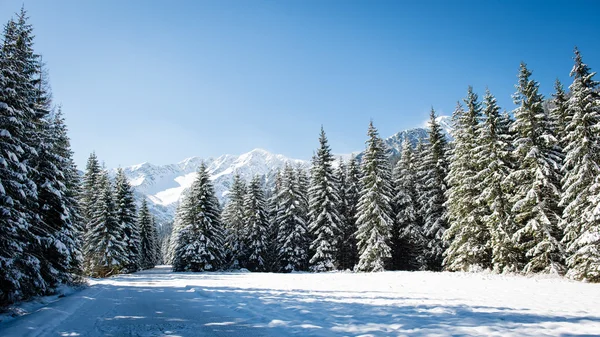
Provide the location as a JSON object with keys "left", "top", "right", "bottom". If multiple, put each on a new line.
{"left": 1, "top": 1, "right": 599, "bottom": 168}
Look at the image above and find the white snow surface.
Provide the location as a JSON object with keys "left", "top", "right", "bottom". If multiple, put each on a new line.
{"left": 1, "top": 266, "right": 599, "bottom": 336}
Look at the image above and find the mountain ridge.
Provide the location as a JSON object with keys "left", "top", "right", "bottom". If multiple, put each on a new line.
{"left": 116, "top": 116, "right": 452, "bottom": 223}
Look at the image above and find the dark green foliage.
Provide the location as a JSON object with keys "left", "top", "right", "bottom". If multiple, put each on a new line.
{"left": 308, "top": 127, "right": 342, "bottom": 272}
{"left": 419, "top": 109, "right": 449, "bottom": 271}
{"left": 355, "top": 122, "right": 393, "bottom": 272}
{"left": 172, "top": 163, "right": 225, "bottom": 272}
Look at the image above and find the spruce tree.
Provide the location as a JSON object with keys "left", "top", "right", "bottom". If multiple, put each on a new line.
{"left": 562, "top": 48, "right": 600, "bottom": 282}
{"left": 475, "top": 92, "right": 520, "bottom": 273}
{"left": 81, "top": 153, "right": 101, "bottom": 225}
{"left": 222, "top": 173, "right": 247, "bottom": 268}
{"left": 115, "top": 168, "right": 139, "bottom": 272}
{"left": 244, "top": 175, "right": 270, "bottom": 272}
{"left": 336, "top": 158, "right": 358, "bottom": 270}
{"left": 150, "top": 217, "right": 160, "bottom": 266}
{"left": 265, "top": 169, "right": 282, "bottom": 272}
{"left": 550, "top": 79, "right": 570, "bottom": 152}
{"left": 412, "top": 138, "right": 429, "bottom": 270}
{"left": 508, "top": 63, "right": 564, "bottom": 274}
{"left": 308, "top": 127, "right": 342, "bottom": 271}
{"left": 276, "top": 164, "right": 309, "bottom": 272}
{"left": 0, "top": 17, "right": 41, "bottom": 304}
{"left": 138, "top": 200, "right": 155, "bottom": 269}
{"left": 52, "top": 109, "right": 83, "bottom": 278}
{"left": 392, "top": 139, "right": 425, "bottom": 270}
{"left": 172, "top": 163, "right": 225, "bottom": 272}
{"left": 444, "top": 89, "right": 491, "bottom": 271}
{"left": 84, "top": 171, "right": 129, "bottom": 277}
{"left": 419, "top": 109, "right": 449, "bottom": 271}
{"left": 355, "top": 122, "right": 394, "bottom": 272}
{"left": 34, "top": 108, "right": 81, "bottom": 287}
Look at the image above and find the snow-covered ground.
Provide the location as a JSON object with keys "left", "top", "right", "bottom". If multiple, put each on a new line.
{"left": 1, "top": 266, "right": 599, "bottom": 337}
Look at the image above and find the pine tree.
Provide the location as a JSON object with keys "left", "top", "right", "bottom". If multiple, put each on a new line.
{"left": 507, "top": 63, "right": 564, "bottom": 274}
{"left": 296, "top": 165, "right": 310, "bottom": 219}
{"left": 550, "top": 79, "right": 570, "bottom": 152}
{"left": 222, "top": 173, "right": 247, "bottom": 268}
{"left": 276, "top": 164, "right": 309, "bottom": 272}
{"left": 308, "top": 127, "right": 342, "bottom": 272}
{"left": 244, "top": 175, "right": 270, "bottom": 272}
{"left": 158, "top": 221, "right": 173, "bottom": 265}
{"left": 355, "top": 122, "right": 394, "bottom": 272}
{"left": 34, "top": 107, "right": 81, "bottom": 288}
{"left": 391, "top": 139, "right": 426, "bottom": 270}
{"left": 115, "top": 168, "right": 139, "bottom": 272}
{"left": 419, "top": 109, "right": 449, "bottom": 271}
{"left": 474, "top": 92, "right": 520, "bottom": 273}
{"left": 13, "top": 9, "right": 52, "bottom": 292}
{"left": 150, "top": 217, "right": 160, "bottom": 266}
{"left": 265, "top": 169, "right": 282, "bottom": 272}
{"left": 444, "top": 88, "right": 491, "bottom": 271}
{"left": 172, "top": 163, "right": 225, "bottom": 272}
{"left": 562, "top": 48, "right": 600, "bottom": 282}
{"left": 81, "top": 153, "right": 101, "bottom": 225}
{"left": 0, "top": 16, "right": 41, "bottom": 304}
{"left": 52, "top": 109, "right": 83, "bottom": 278}
{"left": 138, "top": 201, "right": 155, "bottom": 269}
{"left": 84, "top": 171, "right": 129, "bottom": 277}
{"left": 336, "top": 157, "right": 358, "bottom": 270}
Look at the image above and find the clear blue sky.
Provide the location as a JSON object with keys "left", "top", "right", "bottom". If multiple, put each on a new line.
{"left": 1, "top": 0, "right": 599, "bottom": 169}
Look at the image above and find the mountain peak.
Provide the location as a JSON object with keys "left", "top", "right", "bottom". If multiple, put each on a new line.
{"left": 119, "top": 123, "right": 454, "bottom": 223}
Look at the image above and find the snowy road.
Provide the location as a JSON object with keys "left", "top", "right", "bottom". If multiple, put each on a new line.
{"left": 1, "top": 266, "right": 600, "bottom": 336}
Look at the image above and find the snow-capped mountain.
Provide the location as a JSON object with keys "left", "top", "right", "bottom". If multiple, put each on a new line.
{"left": 356, "top": 115, "right": 452, "bottom": 160}
{"left": 116, "top": 149, "right": 307, "bottom": 223}
{"left": 118, "top": 116, "right": 452, "bottom": 223}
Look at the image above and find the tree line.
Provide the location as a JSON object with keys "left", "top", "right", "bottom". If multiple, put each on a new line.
{"left": 166, "top": 48, "right": 600, "bottom": 283}
{"left": 2, "top": 6, "right": 599, "bottom": 310}
{"left": 80, "top": 153, "right": 161, "bottom": 278}
{"left": 0, "top": 8, "right": 162, "bottom": 307}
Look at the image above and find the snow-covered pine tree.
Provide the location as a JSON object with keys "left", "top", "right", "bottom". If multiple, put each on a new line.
{"left": 52, "top": 109, "right": 83, "bottom": 278}
{"left": 337, "top": 155, "right": 360, "bottom": 270}
{"left": 172, "top": 163, "right": 225, "bottom": 272}
{"left": 12, "top": 9, "right": 54, "bottom": 292}
{"left": 157, "top": 221, "right": 173, "bottom": 265}
{"left": 84, "top": 170, "right": 129, "bottom": 277}
{"left": 391, "top": 139, "right": 426, "bottom": 271}
{"left": 444, "top": 88, "right": 491, "bottom": 272}
{"left": 150, "top": 216, "right": 160, "bottom": 266}
{"left": 550, "top": 79, "right": 570, "bottom": 152}
{"left": 165, "top": 212, "right": 182, "bottom": 265}
{"left": 508, "top": 63, "right": 564, "bottom": 275}
{"left": 296, "top": 165, "right": 310, "bottom": 217}
{"left": 114, "top": 168, "right": 139, "bottom": 272}
{"left": 138, "top": 200, "right": 154, "bottom": 269}
{"left": 0, "top": 16, "right": 43, "bottom": 305}
{"left": 412, "top": 138, "right": 429, "bottom": 270}
{"left": 243, "top": 175, "right": 270, "bottom": 272}
{"left": 562, "top": 48, "right": 600, "bottom": 282}
{"left": 81, "top": 153, "right": 101, "bottom": 224}
{"left": 264, "top": 169, "right": 282, "bottom": 272}
{"left": 474, "top": 91, "right": 520, "bottom": 273}
{"left": 308, "top": 127, "right": 342, "bottom": 272}
{"left": 355, "top": 121, "right": 394, "bottom": 272}
{"left": 34, "top": 106, "right": 82, "bottom": 288}
{"left": 222, "top": 173, "right": 247, "bottom": 268}
{"left": 276, "top": 164, "right": 309, "bottom": 272}
{"left": 419, "top": 109, "right": 449, "bottom": 271}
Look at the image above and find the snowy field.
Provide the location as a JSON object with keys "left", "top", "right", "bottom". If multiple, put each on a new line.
{"left": 1, "top": 266, "right": 599, "bottom": 337}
